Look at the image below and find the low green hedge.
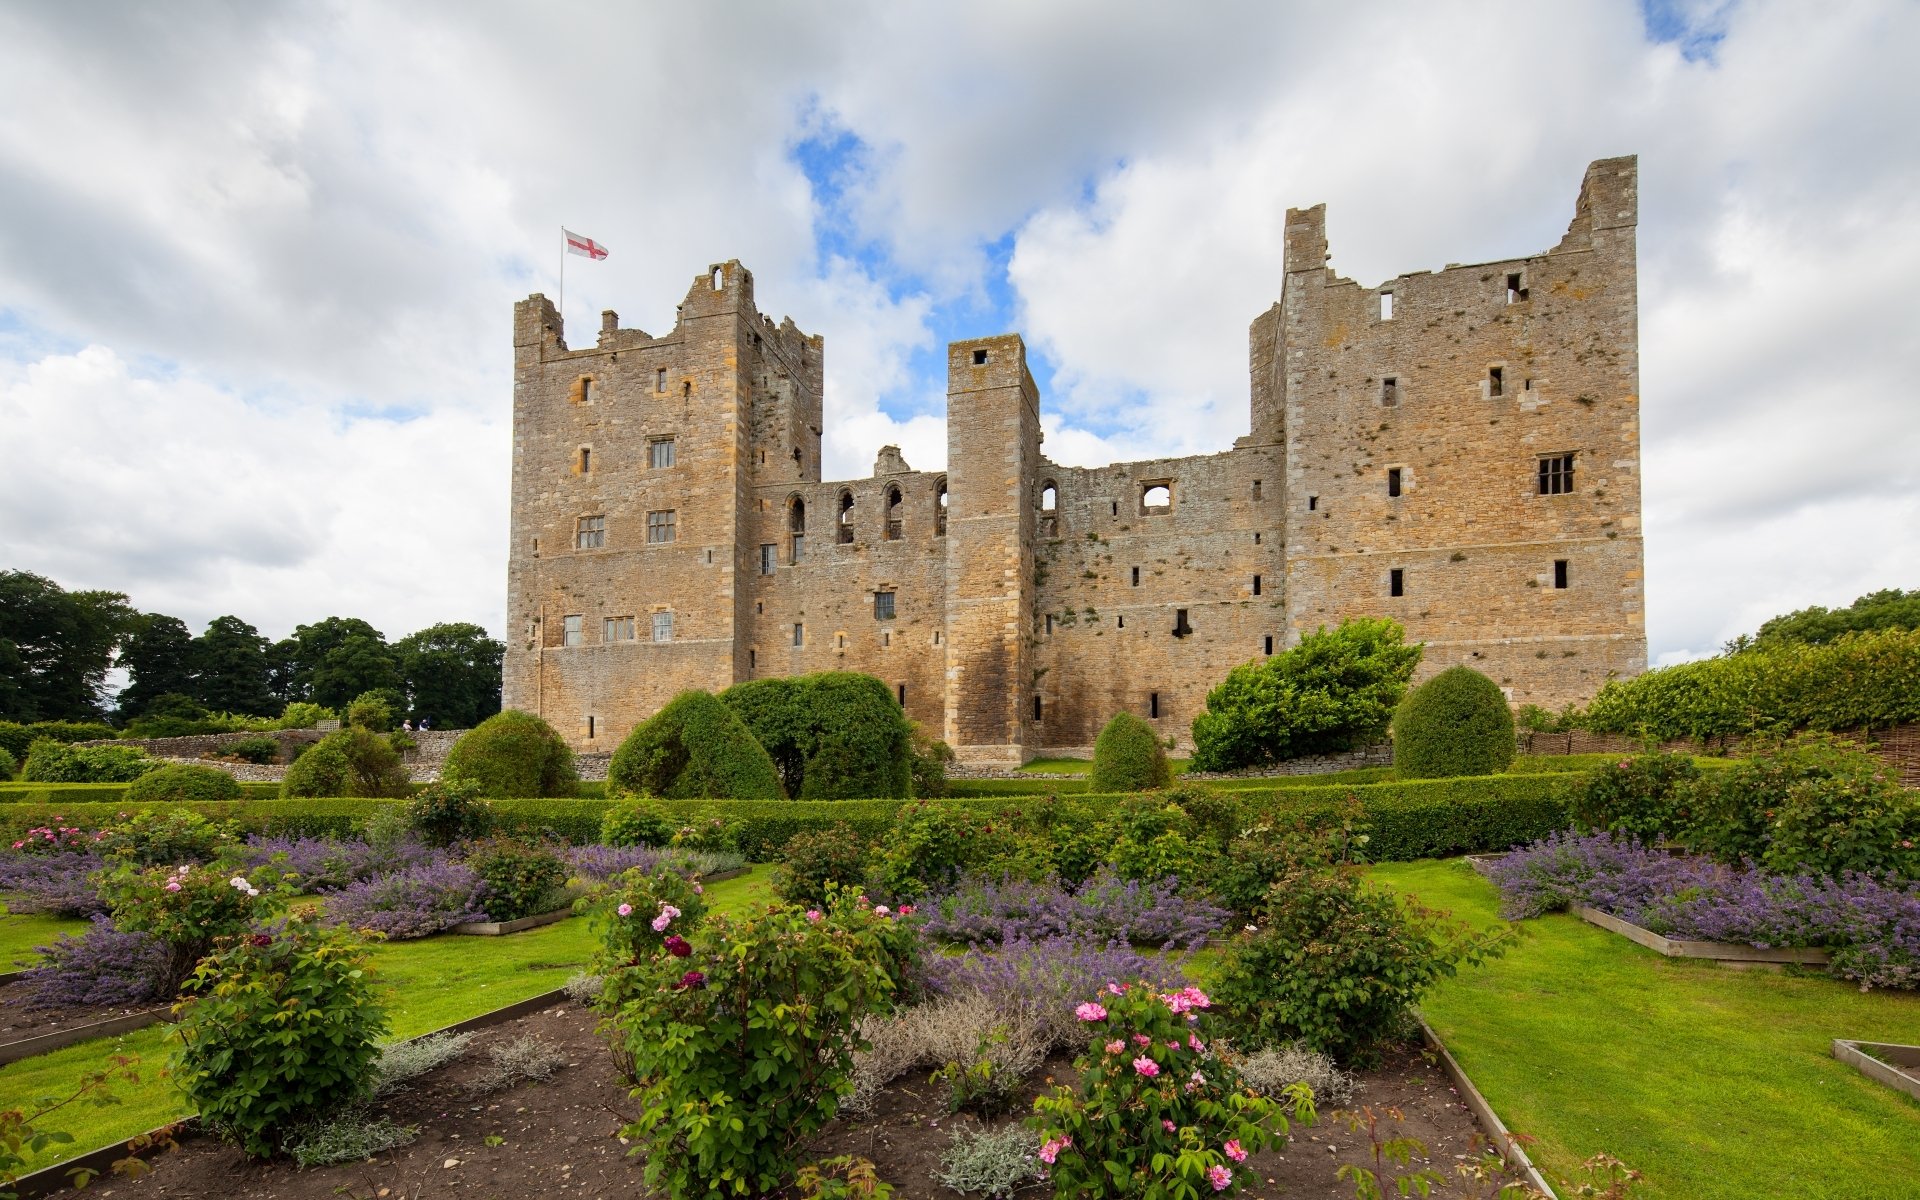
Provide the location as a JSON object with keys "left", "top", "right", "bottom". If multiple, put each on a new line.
{"left": 0, "top": 780, "right": 285, "bottom": 805}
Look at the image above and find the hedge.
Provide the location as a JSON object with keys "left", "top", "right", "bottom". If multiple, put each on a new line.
{"left": 1393, "top": 666, "right": 1515, "bottom": 779}
{"left": 0, "top": 780, "right": 285, "bottom": 804}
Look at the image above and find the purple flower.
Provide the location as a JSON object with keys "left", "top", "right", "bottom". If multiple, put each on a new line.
{"left": 675, "top": 969, "right": 706, "bottom": 990}
{"left": 664, "top": 934, "right": 692, "bottom": 958}
{"left": 322, "top": 855, "right": 488, "bottom": 940}
{"left": 920, "top": 868, "right": 1229, "bottom": 950}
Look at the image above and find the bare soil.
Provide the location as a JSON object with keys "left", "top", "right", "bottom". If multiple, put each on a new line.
{"left": 1, "top": 996, "right": 166, "bottom": 1046}
{"left": 98, "top": 1006, "right": 1504, "bottom": 1200}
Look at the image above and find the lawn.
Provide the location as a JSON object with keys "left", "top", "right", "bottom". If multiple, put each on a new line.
{"left": 0, "top": 902, "right": 88, "bottom": 971}
{"left": 0, "top": 864, "right": 775, "bottom": 1174}
{"left": 1370, "top": 859, "right": 1920, "bottom": 1200}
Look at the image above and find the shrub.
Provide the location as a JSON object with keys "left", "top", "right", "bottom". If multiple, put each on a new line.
{"left": 937, "top": 1125, "right": 1043, "bottom": 1199}
{"left": 467, "top": 838, "right": 568, "bottom": 921}
{"left": 849, "top": 992, "right": 1049, "bottom": 1115}
{"left": 442, "top": 710, "right": 578, "bottom": 799}
{"left": 581, "top": 864, "right": 710, "bottom": 972}
{"left": 926, "top": 934, "right": 1188, "bottom": 1053}
{"left": 97, "top": 808, "right": 237, "bottom": 866}
{"left": 344, "top": 690, "right": 396, "bottom": 733}
{"left": 611, "top": 892, "right": 907, "bottom": 1198}
{"left": 1392, "top": 666, "right": 1516, "bottom": 779}
{"left": 600, "top": 800, "right": 675, "bottom": 848}
{"left": 1212, "top": 862, "right": 1506, "bottom": 1063}
{"left": 387, "top": 730, "right": 417, "bottom": 756}
{"left": 224, "top": 736, "right": 280, "bottom": 765}
{"left": 0, "top": 747, "right": 15, "bottom": 780}
{"left": 281, "top": 728, "right": 410, "bottom": 799}
{"left": 125, "top": 764, "right": 243, "bottom": 806}
{"left": 1569, "top": 752, "right": 1703, "bottom": 842}
{"left": 775, "top": 823, "right": 872, "bottom": 907}
{"left": 872, "top": 801, "right": 974, "bottom": 901}
{"left": 1236, "top": 1043, "right": 1355, "bottom": 1108}
{"left": 1030, "top": 982, "right": 1297, "bottom": 1199}
{"left": 722, "top": 672, "right": 913, "bottom": 799}
{"left": 324, "top": 857, "right": 488, "bottom": 939}
{"left": 909, "top": 722, "right": 955, "bottom": 798}
{"left": 276, "top": 701, "right": 335, "bottom": 729}
{"left": 21, "top": 740, "right": 157, "bottom": 784}
{"left": 607, "top": 690, "right": 783, "bottom": 800}
{"left": 98, "top": 860, "right": 288, "bottom": 990}
{"left": 921, "top": 869, "right": 1229, "bottom": 950}
{"left": 284, "top": 1112, "right": 417, "bottom": 1167}
{"left": 14, "top": 917, "right": 172, "bottom": 1010}
{"left": 565, "top": 842, "right": 743, "bottom": 884}
{"left": 669, "top": 815, "right": 743, "bottom": 853}
{"left": 238, "top": 833, "right": 434, "bottom": 894}
{"left": 1190, "top": 617, "right": 1422, "bottom": 772}
{"left": 1090, "top": 712, "right": 1172, "bottom": 792}
{"left": 404, "top": 778, "right": 493, "bottom": 847}
{"left": 477, "top": 1034, "right": 568, "bottom": 1091}
{"left": 0, "top": 721, "right": 34, "bottom": 764}
{"left": 0, "top": 847, "right": 107, "bottom": 917}
{"left": 375, "top": 1031, "right": 474, "bottom": 1094}
{"left": 25, "top": 721, "right": 120, "bottom": 745}
{"left": 172, "top": 915, "right": 389, "bottom": 1157}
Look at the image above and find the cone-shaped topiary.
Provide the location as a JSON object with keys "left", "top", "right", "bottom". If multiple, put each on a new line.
{"left": 608, "top": 690, "right": 785, "bottom": 800}
{"left": 1089, "top": 711, "right": 1173, "bottom": 792}
{"left": 1391, "top": 666, "right": 1516, "bottom": 779}
{"left": 441, "top": 710, "right": 579, "bottom": 798}
{"left": 126, "top": 762, "right": 244, "bottom": 804}
{"left": 281, "top": 728, "right": 412, "bottom": 798}
{"left": 721, "top": 672, "right": 912, "bottom": 799}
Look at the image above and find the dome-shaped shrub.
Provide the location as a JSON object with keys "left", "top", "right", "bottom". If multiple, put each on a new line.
{"left": 441, "top": 710, "right": 578, "bottom": 798}
{"left": 0, "top": 746, "right": 16, "bottom": 781}
{"left": 126, "top": 763, "right": 244, "bottom": 804}
{"left": 281, "top": 728, "right": 411, "bottom": 799}
{"left": 721, "top": 672, "right": 911, "bottom": 799}
{"left": 609, "top": 691, "right": 784, "bottom": 800}
{"left": 1089, "top": 711, "right": 1173, "bottom": 792}
{"left": 1391, "top": 666, "right": 1515, "bottom": 779}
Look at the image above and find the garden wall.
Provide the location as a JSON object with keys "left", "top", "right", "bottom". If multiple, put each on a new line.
{"left": 1519, "top": 721, "right": 1920, "bottom": 785}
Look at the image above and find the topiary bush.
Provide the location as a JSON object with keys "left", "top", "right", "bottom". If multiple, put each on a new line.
{"left": 1391, "top": 666, "right": 1516, "bottom": 780}
{"left": 1088, "top": 712, "right": 1172, "bottom": 792}
{"left": 441, "top": 710, "right": 578, "bottom": 798}
{"left": 722, "top": 672, "right": 912, "bottom": 799}
{"left": 0, "top": 746, "right": 15, "bottom": 781}
{"left": 281, "top": 728, "right": 410, "bottom": 799}
{"left": 21, "top": 740, "right": 158, "bottom": 783}
{"left": 125, "top": 763, "right": 244, "bottom": 805}
{"left": 608, "top": 690, "right": 784, "bottom": 800}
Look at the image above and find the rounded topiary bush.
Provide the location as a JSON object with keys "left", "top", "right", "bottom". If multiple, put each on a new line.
{"left": 609, "top": 690, "right": 784, "bottom": 800}
{"left": 281, "top": 728, "right": 411, "bottom": 799}
{"left": 721, "top": 672, "right": 912, "bottom": 799}
{"left": 1391, "top": 666, "right": 1515, "bottom": 780}
{"left": 0, "top": 746, "right": 15, "bottom": 780}
{"left": 441, "top": 710, "right": 578, "bottom": 799}
{"left": 125, "top": 763, "right": 244, "bottom": 805}
{"left": 1089, "top": 711, "right": 1173, "bottom": 792}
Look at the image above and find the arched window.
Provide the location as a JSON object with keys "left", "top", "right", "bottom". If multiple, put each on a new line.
{"left": 838, "top": 490, "right": 855, "bottom": 544}
{"left": 934, "top": 478, "right": 948, "bottom": 536}
{"left": 789, "top": 497, "right": 807, "bottom": 563}
{"left": 1143, "top": 484, "right": 1172, "bottom": 512}
{"left": 1039, "top": 480, "right": 1059, "bottom": 538}
{"left": 885, "top": 486, "right": 903, "bottom": 540}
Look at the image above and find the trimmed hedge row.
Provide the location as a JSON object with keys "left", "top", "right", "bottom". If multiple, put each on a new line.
{"left": 0, "top": 780, "right": 286, "bottom": 804}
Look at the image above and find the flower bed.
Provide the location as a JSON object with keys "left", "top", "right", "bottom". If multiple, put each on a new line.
{"left": 919, "top": 868, "right": 1230, "bottom": 949}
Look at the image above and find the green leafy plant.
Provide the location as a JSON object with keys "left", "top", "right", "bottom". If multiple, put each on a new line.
{"left": 601, "top": 800, "right": 676, "bottom": 848}
{"left": 796, "top": 1155, "right": 895, "bottom": 1200}
{"left": 223, "top": 735, "right": 281, "bottom": 765}
{"left": 1392, "top": 666, "right": 1516, "bottom": 779}
{"left": 774, "top": 822, "right": 871, "bottom": 906}
{"left": 0, "top": 747, "right": 16, "bottom": 781}
{"left": 581, "top": 865, "right": 711, "bottom": 972}
{"left": 21, "top": 740, "right": 158, "bottom": 784}
{"left": 442, "top": 709, "right": 579, "bottom": 798}
{"left": 171, "top": 913, "right": 389, "bottom": 1158}
{"left": 99, "top": 859, "right": 290, "bottom": 989}
{"left": 872, "top": 801, "right": 973, "bottom": 901}
{"left": 344, "top": 690, "right": 397, "bottom": 733}
{"left": 936, "top": 1125, "right": 1043, "bottom": 1198}
{"left": 0, "top": 1054, "right": 156, "bottom": 1199}
{"left": 608, "top": 689, "right": 784, "bottom": 800}
{"left": 405, "top": 777, "right": 494, "bottom": 847}
{"left": 1569, "top": 752, "right": 1702, "bottom": 842}
{"left": 466, "top": 837, "right": 568, "bottom": 921}
{"left": 1090, "top": 712, "right": 1173, "bottom": 792}
{"left": 97, "top": 807, "right": 238, "bottom": 865}
{"left": 722, "top": 672, "right": 914, "bottom": 799}
{"left": 908, "top": 722, "right": 955, "bottom": 798}
{"left": 125, "top": 763, "right": 244, "bottom": 805}
{"left": 1334, "top": 1106, "right": 1447, "bottom": 1200}
{"left": 280, "top": 727, "right": 411, "bottom": 799}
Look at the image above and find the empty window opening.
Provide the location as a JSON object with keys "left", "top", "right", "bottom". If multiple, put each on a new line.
{"left": 604, "top": 616, "right": 635, "bottom": 642}
{"left": 837, "top": 632, "right": 846, "bottom": 649}
{"left": 531, "top": 537, "right": 539, "bottom": 557}
{"left": 579, "top": 447, "right": 591, "bottom": 473}
{"left": 972, "top": 348, "right": 988, "bottom": 365}
{"left": 682, "top": 381, "right": 692, "bottom": 401}
{"left": 1381, "top": 377, "right": 1398, "bottom": 408}
{"left": 705, "top": 548, "right": 713, "bottom": 564}
{"left": 935, "top": 479, "right": 948, "bottom": 536}
{"left": 1390, "top": 568, "right": 1405, "bottom": 598}
{"left": 656, "top": 368, "right": 667, "bottom": 392}
{"left": 886, "top": 486, "right": 903, "bottom": 540}
{"left": 756, "top": 601, "right": 762, "bottom": 614}
{"left": 1173, "top": 609, "right": 1192, "bottom": 638}
{"left": 587, "top": 716, "right": 595, "bottom": 740}
{"left": 1143, "top": 484, "right": 1172, "bottom": 511}
{"left": 1538, "top": 454, "right": 1576, "bottom": 496}
{"left": 1149, "top": 692, "right": 1161, "bottom": 719}
{"left": 874, "top": 591, "right": 896, "bottom": 621}
{"left": 647, "top": 510, "right": 677, "bottom": 544}
{"left": 1253, "top": 574, "right": 1262, "bottom": 596}
{"left": 759, "top": 544, "right": 776, "bottom": 575}
{"left": 711, "top": 267, "right": 723, "bottom": 290}
{"left": 933, "top": 629, "right": 943, "bottom": 645}
{"left": 1118, "top": 615, "right": 1125, "bottom": 629}
{"left": 1254, "top": 531, "right": 1262, "bottom": 545}
{"left": 1387, "top": 467, "right": 1403, "bottom": 498}
{"left": 1032, "top": 694, "right": 1043, "bottom": 721}
{"left": 1111, "top": 500, "right": 1118, "bottom": 516}
{"left": 793, "top": 623, "right": 804, "bottom": 647}
{"left": 883, "top": 630, "right": 891, "bottom": 647}
{"left": 1264, "top": 635, "right": 1275, "bottom": 656}
{"left": 1045, "top": 613, "right": 1054, "bottom": 636}
{"left": 1131, "top": 566, "right": 1141, "bottom": 587}
{"left": 760, "top": 450, "right": 766, "bottom": 465}
{"left": 650, "top": 438, "right": 676, "bottom": 469}
{"left": 1506, "top": 273, "right": 1527, "bottom": 303}
{"left": 1040, "top": 482, "right": 1057, "bottom": 511}
{"left": 1380, "top": 291, "right": 1395, "bottom": 320}
{"left": 896, "top": 683, "right": 906, "bottom": 706}
{"left": 792, "top": 446, "right": 802, "bottom": 465}
{"left": 1554, "top": 559, "right": 1570, "bottom": 589}
{"left": 575, "top": 515, "right": 605, "bottom": 550}
{"left": 1252, "top": 480, "right": 1263, "bottom": 500}
{"left": 562, "top": 614, "right": 583, "bottom": 647}
{"left": 791, "top": 498, "right": 807, "bottom": 562}
{"left": 749, "top": 648, "right": 756, "bottom": 671}
{"left": 1308, "top": 495, "right": 1318, "bottom": 511}
{"left": 652, "top": 612, "right": 673, "bottom": 642}
{"left": 838, "top": 491, "right": 855, "bottom": 544}
{"left": 1488, "top": 366, "right": 1504, "bottom": 398}
{"left": 581, "top": 377, "right": 594, "bottom": 404}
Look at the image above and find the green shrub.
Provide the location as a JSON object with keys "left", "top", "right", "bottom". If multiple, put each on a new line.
{"left": 1569, "top": 752, "right": 1703, "bottom": 842}
{"left": 0, "top": 722, "right": 35, "bottom": 764}
{"left": 0, "top": 747, "right": 15, "bottom": 781}
{"left": 442, "top": 710, "right": 579, "bottom": 798}
{"left": 99, "top": 857, "right": 290, "bottom": 988}
{"left": 872, "top": 802, "right": 975, "bottom": 901}
{"left": 581, "top": 865, "right": 710, "bottom": 975}
{"left": 1392, "top": 666, "right": 1516, "bottom": 779}
{"left": 1190, "top": 617, "right": 1422, "bottom": 772}
{"left": 608, "top": 690, "right": 783, "bottom": 800}
{"left": 774, "top": 823, "right": 871, "bottom": 906}
{"left": 21, "top": 740, "right": 158, "bottom": 783}
{"left": 344, "top": 690, "right": 396, "bottom": 733}
{"left": 275, "top": 702, "right": 334, "bottom": 729}
{"left": 1089, "top": 712, "right": 1172, "bottom": 792}
{"left": 669, "top": 816, "right": 742, "bottom": 853}
{"left": 722, "top": 673, "right": 913, "bottom": 799}
{"left": 909, "top": 722, "right": 955, "bottom": 798}
{"left": 172, "top": 914, "right": 388, "bottom": 1158}
{"left": 96, "top": 808, "right": 239, "bottom": 865}
{"left": 281, "top": 728, "right": 410, "bottom": 799}
{"left": 124, "top": 763, "right": 244, "bottom": 805}
{"left": 404, "top": 778, "right": 494, "bottom": 847}
{"left": 223, "top": 735, "right": 280, "bottom": 765}
{"left": 26, "top": 721, "right": 120, "bottom": 745}
{"left": 467, "top": 838, "right": 568, "bottom": 921}
{"left": 601, "top": 800, "right": 675, "bottom": 848}
{"left": 387, "top": 729, "right": 416, "bottom": 756}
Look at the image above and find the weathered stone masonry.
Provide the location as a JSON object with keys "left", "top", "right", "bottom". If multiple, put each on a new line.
{"left": 503, "top": 157, "right": 1648, "bottom": 764}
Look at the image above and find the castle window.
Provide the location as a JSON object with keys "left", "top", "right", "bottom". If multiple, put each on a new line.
{"left": 1308, "top": 495, "right": 1318, "bottom": 511}
{"left": 562, "top": 615, "right": 583, "bottom": 647}
{"left": 1539, "top": 454, "right": 1575, "bottom": 495}
{"left": 1380, "top": 291, "right": 1394, "bottom": 320}
{"left": 1040, "top": 482, "right": 1057, "bottom": 511}
{"left": 683, "top": 381, "right": 692, "bottom": 400}
{"left": 1150, "top": 692, "right": 1160, "bottom": 719}
{"left": 1045, "top": 614, "right": 1053, "bottom": 636}
{"left": 874, "top": 591, "right": 896, "bottom": 621}
{"left": 790, "top": 497, "right": 806, "bottom": 562}
{"left": 1554, "top": 559, "right": 1570, "bottom": 589}
{"left": 1253, "top": 574, "right": 1262, "bottom": 596}
{"left": 935, "top": 478, "right": 948, "bottom": 536}
{"left": 883, "top": 630, "right": 890, "bottom": 647}
{"left": 1387, "top": 468, "right": 1402, "bottom": 498}
{"left": 793, "top": 623, "right": 804, "bottom": 646}
{"left": 1111, "top": 501, "right": 1118, "bottom": 516}
{"left": 838, "top": 491, "right": 855, "bottom": 544}
{"left": 1033, "top": 694, "right": 1043, "bottom": 721}
{"left": 1118, "top": 615, "right": 1125, "bottom": 629}
{"left": 587, "top": 716, "right": 595, "bottom": 740}
{"left": 1252, "top": 480, "right": 1262, "bottom": 500}
{"left": 759, "top": 544, "right": 776, "bottom": 575}
{"left": 837, "top": 632, "right": 847, "bottom": 649}
{"left": 652, "top": 612, "right": 674, "bottom": 642}
{"left": 886, "top": 486, "right": 903, "bottom": 540}
{"left": 1142, "top": 483, "right": 1172, "bottom": 512}
{"left": 581, "top": 377, "right": 594, "bottom": 404}
{"left": 897, "top": 683, "right": 906, "bottom": 706}
{"left": 532, "top": 537, "right": 540, "bottom": 557}
{"left": 579, "top": 447, "right": 591, "bottom": 473}
{"left": 1382, "top": 377, "right": 1398, "bottom": 408}
{"left": 1390, "top": 568, "right": 1405, "bottom": 597}
{"left": 749, "top": 648, "right": 756, "bottom": 672}
{"left": 647, "top": 510, "right": 677, "bottom": 544}
{"left": 1507, "top": 273, "right": 1528, "bottom": 303}
{"left": 712, "top": 267, "right": 723, "bottom": 290}
{"left": 933, "top": 629, "right": 942, "bottom": 645}
{"left": 973, "top": 348, "right": 988, "bottom": 365}
{"left": 656, "top": 368, "right": 667, "bottom": 392}
{"left": 604, "top": 616, "right": 635, "bottom": 642}
{"left": 650, "top": 438, "right": 676, "bottom": 469}
{"left": 1254, "top": 531, "right": 1262, "bottom": 545}
{"left": 1488, "top": 366, "right": 1504, "bottom": 398}
{"left": 1264, "top": 635, "right": 1275, "bottom": 656}
{"left": 575, "top": 515, "right": 605, "bottom": 550}
{"left": 1173, "top": 609, "right": 1191, "bottom": 638}
{"left": 1131, "top": 567, "right": 1141, "bottom": 587}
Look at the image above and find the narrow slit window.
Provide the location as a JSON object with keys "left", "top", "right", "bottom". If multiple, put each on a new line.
{"left": 1381, "top": 376, "right": 1398, "bottom": 408}
{"left": 579, "top": 447, "right": 591, "bottom": 473}
{"left": 793, "top": 623, "right": 804, "bottom": 647}
{"left": 1380, "top": 291, "right": 1394, "bottom": 320}
{"left": 1111, "top": 501, "right": 1118, "bottom": 516}
{"left": 1264, "top": 635, "right": 1275, "bottom": 656}
{"left": 587, "top": 716, "right": 595, "bottom": 740}
{"left": 1308, "top": 495, "right": 1318, "bottom": 511}
{"left": 1390, "top": 568, "right": 1405, "bottom": 598}
{"left": 1131, "top": 566, "right": 1141, "bottom": 587}
{"left": 1554, "top": 559, "right": 1569, "bottom": 589}
{"left": 1489, "top": 366, "right": 1504, "bottom": 398}
{"left": 1252, "top": 479, "right": 1263, "bottom": 500}
{"left": 1387, "top": 467, "right": 1403, "bottom": 498}
{"left": 656, "top": 368, "right": 667, "bottom": 392}
{"left": 1149, "top": 692, "right": 1161, "bottom": 719}
{"left": 1254, "top": 531, "right": 1262, "bottom": 545}
{"left": 749, "top": 648, "right": 756, "bottom": 671}
{"left": 897, "top": 683, "right": 906, "bottom": 706}
{"left": 1045, "top": 613, "right": 1053, "bottom": 636}
{"left": 1538, "top": 454, "right": 1576, "bottom": 496}
{"left": 1118, "top": 615, "right": 1125, "bottom": 629}
{"left": 1032, "top": 694, "right": 1043, "bottom": 721}
{"left": 581, "top": 377, "right": 593, "bottom": 404}
{"left": 1252, "top": 574, "right": 1262, "bottom": 596}
{"left": 1173, "top": 609, "right": 1191, "bottom": 638}
{"left": 935, "top": 479, "right": 948, "bottom": 536}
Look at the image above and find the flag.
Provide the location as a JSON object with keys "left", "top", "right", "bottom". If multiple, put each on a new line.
{"left": 564, "top": 229, "right": 609, "bottom": 260}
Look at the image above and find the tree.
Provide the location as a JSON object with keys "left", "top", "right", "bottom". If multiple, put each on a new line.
{"left": 116, "top": 613, "right": 198, "bottom": 719}
{"left": 1750, "top": 587, "right": 1920, "bottom": 649}
{"left": 1189, "top": 617, "right": 1423, "bottom": 772}
{"left": 394, "top": 622, "right": 504, "bottom": 729}
{"left": 191, "top": 615, "right": 276, "bottom": 716}
{"left": 0, "top": 570, "right": 134, "bottom": 722}
{"left": 721, "top": 673, "right": 912, "bottom": 799}
{"left": 1392, "top": 666, "right": 1515, "bottom": 779}
{"left": 282, "top": 617, "right": 402, "bottom": 710}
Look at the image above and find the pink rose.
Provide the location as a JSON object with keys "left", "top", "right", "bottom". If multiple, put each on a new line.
{"left": 617, "top": 903, "right": 633, "bottom": 917}
{"left": 1105, "top": 1039, "right": 1125, "bottom": 1054}
{"left": 1038, "top": 1135, "right": 1071, "bottom": 1164}
{"left": 693, "top": 884, "right": 704, "bottom": 894}
{"left": 651, "top": 914, "right": 672, "bottom": 932}
{"left": 875, "top": 905, "right": 891, "bottom": 916}
{"left": 1188, "top": 1033, "right": 1205, "bottom": 1052}
{"left": 898, "top": 904, "right": 914, "bottom": 916}
{"left": 1074, "top": 1002, "right": 1108, "bottom": 1022}
{"left": 1106, "top": 982, "right": 1125, "bottom": 996}
{"left": 165, "top": 881, "right": 181, "bottom": 892}
{"left": 1132, "top": 1057, "right": 1160, "bottom": 1077}
{"left": 1133, "top": 1034, "right": 1152, "bottom": 1046}
{"left": 1224, "top": 1139, "right": 1247, "bottom": 1163}
{"left": 1208, "top": 1164, "right": 1232, "bottom": 1191}
{"left": 1162, "top": 1120, "right": 1176, "bottom": 1133}
{"left": 805, "top": 910, "right": 823, "bottom": 922}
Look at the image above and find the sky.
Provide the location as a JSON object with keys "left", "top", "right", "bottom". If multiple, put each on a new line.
{"left": 0, "top": 0, "right": 1915, "bottom": 667}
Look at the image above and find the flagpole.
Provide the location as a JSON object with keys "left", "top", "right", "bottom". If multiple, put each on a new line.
{"left": 558, "top": 226, "right": 565, "bottom": 328}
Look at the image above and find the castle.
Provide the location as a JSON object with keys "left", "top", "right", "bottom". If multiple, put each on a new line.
{"left": 504, "top": 156, "right": 1647, "bottom": 765}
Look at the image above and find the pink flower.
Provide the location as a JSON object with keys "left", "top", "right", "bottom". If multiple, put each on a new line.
{"left": 1105, "top": 1040, "right": 1125, "bottom": 1054}
{"left": 1162, "top": 1120, "right": 1176, "bottom": 1133}
{"left": 10, "top": 842, "right": 20, "bottom": 850}
{"left": 1106, "top": 982, "right": 1125, "bottom": 996}
{"left": 164, "top": 881, "right": 181, "bottom": 892}
{"left": 1075, "top": 1002, "right": 1108, "bottom": 1022}
{"left": 617, "top": 903, "right": 633, "bottom": 917}
{"left": 875, "top": 905, "right": 891, "bottom": 916}
{"left": 1132, "top": 1057, "right": 1160, "bottom": 1077}
{"left": 1224, "top": 1139, "right": 1247, "bottom": 1163}
{"left": 1133, "top": 1034, "right": 1152, "bottom": 1046}
{"left": 693, "top": 884, "right": 704, "bottom": 894}
{"left": 898, "top": 904, "right": 914, "bottom": 916}
{"left": 1038, "top": 1135, "right": 1071, "bottom": 1164}
{"left": 1188, "top": 1033, "right": 1205, "bottom": 1052}
{"left": 805, "top": 910, "right": 823, "bottom": 922}
{"left": 1208, "top": 1164, "right": 1233, "bottom": 1191}
{"left": 857, "top": 895, "right": 870, "bottom": 907}
{"left": 651, "top": 914, "right": 672, "bottom": 932}
{"left": 660, "top": 904, "right": 681, "bottom": 919}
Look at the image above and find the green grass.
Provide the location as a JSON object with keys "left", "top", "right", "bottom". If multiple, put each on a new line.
{"left": 0, "top": 901, "right": 88, "bottom": 971}
{"left": 1369, "top": 859, "right": 1920, "bottom": 1200}
{"left": 1017, "top": 757, "right": 1195, "bottom": 776}
{"left": 0, "top": 865, "right": 774, "bottom": 1174}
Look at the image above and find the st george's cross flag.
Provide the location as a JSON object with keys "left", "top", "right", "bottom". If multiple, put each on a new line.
{"left": 564, "top": 229, "right": 609, "bottom": 260}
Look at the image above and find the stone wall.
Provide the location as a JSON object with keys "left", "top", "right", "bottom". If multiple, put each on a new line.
{"left": 82, "top": 729, "right": 322, "bottom": 761}
{"left": 1521, "top": 723, "right": 1920, "bottom": 787}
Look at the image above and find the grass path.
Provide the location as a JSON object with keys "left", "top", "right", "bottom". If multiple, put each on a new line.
{"left": 0, "top": 865, "right": 775, "bottom": 1173}
{"left": 0, "top": 902, "right": 88, "bottom": 970}
{"left": 1370, "top": 859, "right": 1920, "bottom": 1200}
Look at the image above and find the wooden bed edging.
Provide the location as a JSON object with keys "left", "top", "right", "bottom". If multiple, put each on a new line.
{"left": 9, "top": 984, "right": 573, "bottom": 1198}
{"left": 0, "top": 1008, "right": 174, "bottom": 1067}
{"left": 1832, "top": 1039, "right": 1920, "bottom": 1103}
{"left": 452, "top": 907, "right": 574, "bottom": 936}
{"left": 1572, "top": 905, "right": 1832, "bottom": 968}
{"left": 1419, "top": 1018, "right": 1558, "bottom": 1199}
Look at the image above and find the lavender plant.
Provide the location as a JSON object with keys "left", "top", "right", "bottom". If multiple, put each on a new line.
{"left": 323, "top": 857, "right": 488, "bottom": 940}
{"left": 921, "top": 868, "right": 1230, "bottom": 950}
{"left": 238, "top": 834, "right": 437, "bottom": 894}
{"left": 926, "top": 934, "right": 1189, "bottom": 1051}
{"left": 0, "top": 849, "right": 107, "bottom": 917}
{"left": 14, "top": 917, "right": 172, "bottom": 1010}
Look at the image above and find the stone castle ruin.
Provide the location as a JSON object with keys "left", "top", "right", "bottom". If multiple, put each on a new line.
{"left": 504, "top": 156, "right": 1647, "bottom": 765}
